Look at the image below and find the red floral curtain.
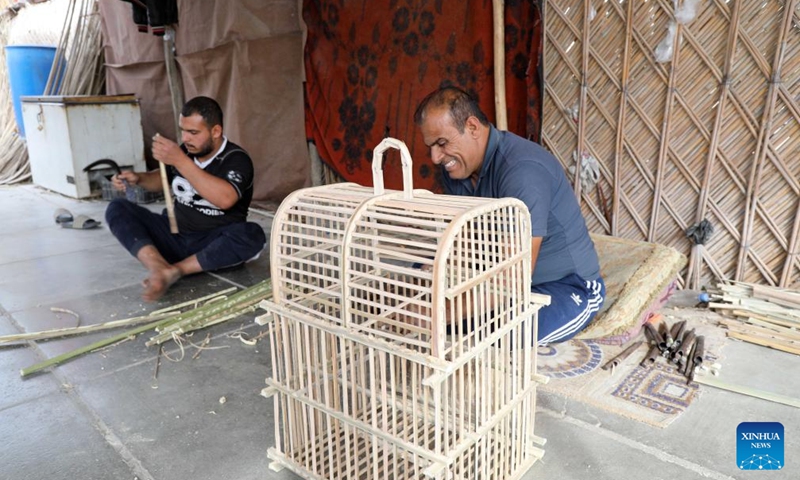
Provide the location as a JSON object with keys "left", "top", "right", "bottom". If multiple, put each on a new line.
{"left": 303, "top": 0, "right": 542, "bottom": 192}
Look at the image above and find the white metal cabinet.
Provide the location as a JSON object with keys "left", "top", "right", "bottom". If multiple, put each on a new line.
{"left": 21, "top": 95, "right": 146, "bottom": 199}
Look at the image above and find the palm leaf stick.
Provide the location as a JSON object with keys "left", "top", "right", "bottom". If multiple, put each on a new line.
{"left": 168, "top": 281, "right": 270, "bottom": 330}
{"left": 157, "top": 297, "right": 264, "bottom": 336}
{"left": 194, "top": 306, "right": 258, "bottom": 330}
{"left": 147, "top": 282, "right": 272, "bottom": 345}
{"left": 151, "top": 305, "right": 232, "bottom": 337}
{"left": 0, "top": 311, "right": 176, "bottom": 345}
{"left": 168, "top": 300, "right": 263, "bottom": 332}
{"left": 153, "top": 281, "right": 270, "bottom": 334}
{"left": 147, "top": 306, "right": 258, "bottom": 346}
{"left": 148, "top": 286, "right": 238, "bottom": 315}
{"left": 20, "top": 317, "right": 172, "bottom": 378}
{"left": 22, "top": 281, "right": 271, "bottom": 374}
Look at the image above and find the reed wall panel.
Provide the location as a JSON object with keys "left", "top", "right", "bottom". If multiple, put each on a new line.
{"left": 542, "top": 0, "right": 800, "bottom": 288}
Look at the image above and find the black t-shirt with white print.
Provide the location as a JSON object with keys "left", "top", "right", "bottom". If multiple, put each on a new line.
{"left": 167, "top": 138, "right": 254, "bottom": 232}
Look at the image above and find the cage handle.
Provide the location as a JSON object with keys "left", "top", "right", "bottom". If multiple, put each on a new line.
{"left": 372, "top": 137, "right": 414, "bottom": 199}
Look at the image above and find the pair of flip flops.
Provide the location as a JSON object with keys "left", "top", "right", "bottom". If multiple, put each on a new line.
{"left": 53, "top": 208, "right": 102, "bottom": 230}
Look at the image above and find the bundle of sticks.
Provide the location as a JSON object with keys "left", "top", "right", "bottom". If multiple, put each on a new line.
{"left": 709, "top": 282, "right": 800, "bottom": 356}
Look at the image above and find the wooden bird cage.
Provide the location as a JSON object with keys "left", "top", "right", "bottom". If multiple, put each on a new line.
{"left": 541, "top": 0, "right": 800, "bottom": 290}
{"left": 257, "top": 138, "right": 550, "bottom": 480}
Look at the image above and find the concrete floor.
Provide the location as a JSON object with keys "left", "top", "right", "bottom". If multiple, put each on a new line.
{"left": 0, "top": 183, "right": 797, "bottom": 480}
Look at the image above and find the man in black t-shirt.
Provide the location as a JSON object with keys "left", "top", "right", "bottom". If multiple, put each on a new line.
{"left": 106, "top": 96, "right": 266, "bottom": 301}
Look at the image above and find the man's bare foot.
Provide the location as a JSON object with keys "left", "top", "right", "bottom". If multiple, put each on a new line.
{"left": 141, "top": 266, "right": 182, "bottom": 302}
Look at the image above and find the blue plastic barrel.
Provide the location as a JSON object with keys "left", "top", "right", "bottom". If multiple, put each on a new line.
{"left": 5, "top": 45, "right": 58, "bottom": 138}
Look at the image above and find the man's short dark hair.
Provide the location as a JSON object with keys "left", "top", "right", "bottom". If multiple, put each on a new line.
{"left": 182, "top": 96, "right": 223, "bottom": 128}
{"left": 414, "top": 86, "right": 490, "bottom": 133}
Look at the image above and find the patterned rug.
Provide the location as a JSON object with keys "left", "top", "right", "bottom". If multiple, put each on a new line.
{"left": 537, "top": 311, "right": 726, "bottom": 428}
{"left": 537, "top": 339, "right": 604, "bottom": 379}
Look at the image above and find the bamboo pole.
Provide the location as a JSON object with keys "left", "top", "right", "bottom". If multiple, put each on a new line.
{"left": 492, "top": 0, "right": 507, "bottom": 131}
{"left": 43, "top": 0, "right": 73, "bottom": 95}
{"left": 71, "top": 0, "right": 101, "bottom": 94}
{"left": 686, "top": 0, "right": 742, "bottom": 289}
{"left": 611, "top": 0, "right": 634, "bottom": 237}
{"left": 572, "top": 0, "right": 593, "bottom": 202}
{"left": 779, "top": 18, "right": 800, "bottom": 288}
{"left": 161, "top": 25, "right": 182, "bottom": 234}
{"left": 61, "top": 0, "right": 84, "bottom": 93}
{"left": 163, "top": 25, "right": 184, "bottom": 144}
{"left": 44, "top": 0, "right": 104, "bottom": 97}
{"left": 776, "top": 89, "right": 800, "bottom": 144}
{"left": 647, "top": 8, "right": 682, "bottom": 243}
{"left": 540, "top": 1, "right": 554, "bottom": 151}
{"left": 736, "top": 0, "right": 796, "bottom": 283}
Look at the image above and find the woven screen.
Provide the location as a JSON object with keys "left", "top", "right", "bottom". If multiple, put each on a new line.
{"left": 541, "top": 0, "right": 800, "bottom": 289}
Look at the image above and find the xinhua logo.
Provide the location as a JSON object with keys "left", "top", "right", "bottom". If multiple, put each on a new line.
{"left": 737, "top": 422, "right": 784, "bottom": 470}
